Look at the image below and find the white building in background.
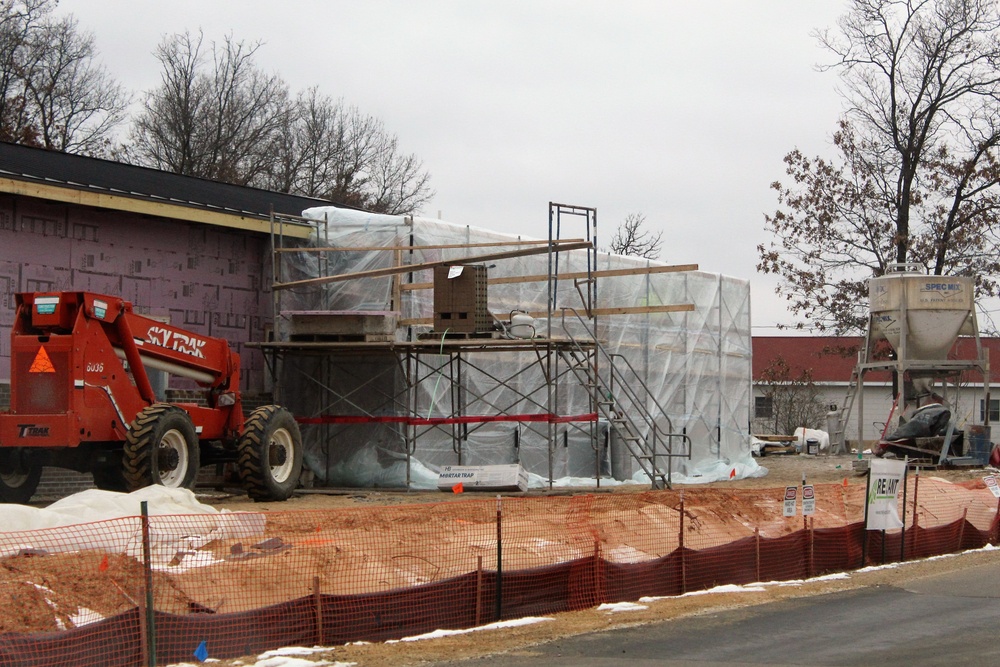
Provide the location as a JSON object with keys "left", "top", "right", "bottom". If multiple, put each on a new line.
{"left": 752, "top": 336, "right": 1000, "bottom": 445}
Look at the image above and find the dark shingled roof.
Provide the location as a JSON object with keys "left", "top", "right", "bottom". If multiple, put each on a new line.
{"left": 0, "top": 141, "right": 347, "bottom": 219}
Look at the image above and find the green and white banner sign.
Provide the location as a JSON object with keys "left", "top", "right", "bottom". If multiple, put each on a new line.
{"left": 866, "top": 458, "right": 906, "bottom": 530}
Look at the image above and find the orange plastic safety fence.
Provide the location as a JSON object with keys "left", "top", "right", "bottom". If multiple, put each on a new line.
{"left": 0, "top": 479, "right": 994, "bottom": 666}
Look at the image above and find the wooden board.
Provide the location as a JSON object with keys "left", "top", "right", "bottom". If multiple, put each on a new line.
{"left": 754, "top": 435, "right": 797, "bottom": 442}
{"left": 275, "top": 239, "right": 585, "bottom": 252}
{"left": 399, "top": 303, "right": 694, "bottom": 327}
{"left": 400, "top": 263, "right": 699, "bottom": 291}
{"left": 274, "top": 240, "right": 593, "bottom": 291}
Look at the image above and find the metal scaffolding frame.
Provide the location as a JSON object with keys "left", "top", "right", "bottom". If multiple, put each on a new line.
{"left": 254, "top": 335, "right": 602, "bottom": 486}
{"left": 258, "top": 207, "right": 692, "bottom": 488}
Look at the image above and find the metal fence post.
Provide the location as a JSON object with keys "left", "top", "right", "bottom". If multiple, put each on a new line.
{"left": 313, "top": 576, "right": 323, "bottom": 645}
{"left": 495, "top": 495, "right": 502, "bottom": 621}
{"left": 754, "top": 527, "right": 760, "bottom": 582}
{"left": 678, "top": 491, "right": 686, "bottom": 594}
{"left": 140, "top": 501, "right": 156, "bottom": 667}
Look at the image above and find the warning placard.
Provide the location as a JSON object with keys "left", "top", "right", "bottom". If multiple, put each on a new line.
{"left": 802, "top": 484, "right": 815, "bottom": 516}
{"left": 782, "top": 486, "right": 797, "bottom": 517}
{"left": 985, "top": 475, "right": 1000, "bottom": 499}
{"left": 29, "top": 347, "right": 55, "bottom": 373}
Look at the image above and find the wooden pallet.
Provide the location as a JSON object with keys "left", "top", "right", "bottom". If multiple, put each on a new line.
{"left": 759, "top": 443, "right": 797, "bottom": 456}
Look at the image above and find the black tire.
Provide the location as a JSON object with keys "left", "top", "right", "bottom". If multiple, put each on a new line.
{"left": 0, "top": 451, "right": 41, "bottom": 504}
{"left": 123, "top": 404, "right": 200, "bottom": 490}
{"left": 238, "top": 405, "right": 303, "bottom": 501}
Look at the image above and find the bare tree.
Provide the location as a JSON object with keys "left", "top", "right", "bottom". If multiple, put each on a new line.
{"left": 0, "top": 0, "right": 126, "bottom": 153}
{"left": 126, "top": 31, "right": 204, "bottom": 174}
{"left": 22, "top": 14, "right": 128, "bottom": 154}
{"left": 754, "top": 357, "right": 829, "bottom": 435}
{"left": 264, "top": 88, "right": 433, "bottom": 214}
{"left": 759, "top": 0, "right": 1000, "bottom": 333}
{"left": 133, "top": 41, "right": 434, "bottom": 214}
{"left": 0, "top": 0, "right": 51, "bottom": 145}
{"left": 363, "top": 133, "right": 433, "bottom": 215}
{"left": 607, "top": 212, "right": 663, "bottom": 259}
{"left": 128, "top": 31, "right": 291, "bottom": 185}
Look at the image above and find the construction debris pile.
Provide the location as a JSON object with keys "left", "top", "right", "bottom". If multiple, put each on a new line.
{"left": 270, "top": 207, "right": 755, "bottom": 488}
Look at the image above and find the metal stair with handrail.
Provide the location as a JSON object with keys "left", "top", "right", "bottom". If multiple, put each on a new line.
{"left": 558, "top": 307, "right": 691, "bottom": 488}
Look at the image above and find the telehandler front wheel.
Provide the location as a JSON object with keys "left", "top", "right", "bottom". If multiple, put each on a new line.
{"left": 0, "top": 449, "right": 41, "bottom": 504}
{"left": 124, "top": 404, "right": 200, "bottom": 490}
{"left": 237, "top": 405, "right": 302, "bottom": 501}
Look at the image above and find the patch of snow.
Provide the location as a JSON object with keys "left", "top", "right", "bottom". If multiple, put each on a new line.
{"left": 607, "top": 544, "right": 650, "bottom": 564}
{"left": 389, "top": 616, "right": 554, "bottom": 643}
{"left": 598, "top": 602, "right": 647, "bottom": 613}
{"left": 250, "top": 658, "right": 335, "bottom": 667}
{"left": 154, "top": 548, "right": 223, "bottom": 573}
{"left": 760, "top": 572, "right": 851, "bottom": 587}
{"left": 70, "top": 607, "right": 104, "bottom": 627}
{"left": 683, "top": 583, "right": 767, "bottom": 596}
{"left": 259, "top": 647, "right": 329, "bottom": 658}
{"left": 640, "top": 583, "right": 766, "bottom": 602}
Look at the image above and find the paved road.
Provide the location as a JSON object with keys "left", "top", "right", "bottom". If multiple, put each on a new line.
{"left": 433, "top": 560, "right": 1000, "bottom": 666}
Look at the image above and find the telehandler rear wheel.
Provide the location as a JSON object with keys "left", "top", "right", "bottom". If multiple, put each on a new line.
{"left": 237, "top": 405, "right": 302, "bottom": 501}
{"left": 124, "top": 404, "right": 200, "bottom": 490}
{"left": 0, "top": 450, "right": 41, "bottom": 504}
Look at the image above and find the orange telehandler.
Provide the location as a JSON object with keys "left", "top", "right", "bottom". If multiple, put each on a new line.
{"left": 0, "top": 291, "right": 302, "bottom": 503}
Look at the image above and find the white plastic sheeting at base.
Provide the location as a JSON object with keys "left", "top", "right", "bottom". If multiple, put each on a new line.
{"left": 315, "top": 454, "right": 769, "bottom": 491}
{"left": 0, "top": 486, "right": 265, "bottom": 565}
{"left": 278, "top": 208, "right": 754, "bottom": 488}
{"left": 309, "top": 445, "right": 441, "bottom": 489}
{"left": 635, "top": 457, "right": 769, "bottom": 485}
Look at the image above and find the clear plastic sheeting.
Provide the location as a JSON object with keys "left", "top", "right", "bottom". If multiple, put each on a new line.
{"left": 272, "top": 207, "right": 753, "bottom": 487}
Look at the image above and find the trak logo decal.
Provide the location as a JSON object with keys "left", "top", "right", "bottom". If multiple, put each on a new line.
{"left": 147, "top": 326, "right": 207, "bottom": 359}
{"left": 17, "top": 424, "right": 49, "bottom": 437}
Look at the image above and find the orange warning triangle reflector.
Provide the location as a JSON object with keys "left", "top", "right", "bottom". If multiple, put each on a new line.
{"left": 29, "top": 347, "right": 55, "bottom": 373}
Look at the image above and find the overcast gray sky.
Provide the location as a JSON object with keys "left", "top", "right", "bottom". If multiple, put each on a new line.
{"left": 58, "top": 0, "right": 848, "bottom": 330}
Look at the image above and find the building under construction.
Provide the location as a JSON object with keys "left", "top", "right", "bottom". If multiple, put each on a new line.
{"left": 259, "top": 204, "right": 753, "bottom": 489}
{"left": 0, "top": 141, "right": 755, "bottom": 494}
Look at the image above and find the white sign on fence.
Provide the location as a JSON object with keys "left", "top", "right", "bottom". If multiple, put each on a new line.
{"left": 802, "top": 484, "right": 815, "bottom": 516}
{"left": 985, "top": 475, "right": 1000, "bottom": 498}
{"left": 866, "top": 458, "right": 906, "bottom": 530}
{"left": 782, "top": 486, "right": 797, "bottom": 517}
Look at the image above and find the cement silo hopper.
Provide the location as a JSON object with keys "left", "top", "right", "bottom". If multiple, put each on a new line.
{"left": 833, "top": 265, "right": 990, "bottom": 464}
{"left": 868, "top": 266, "right": 974, "bottom": 360}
